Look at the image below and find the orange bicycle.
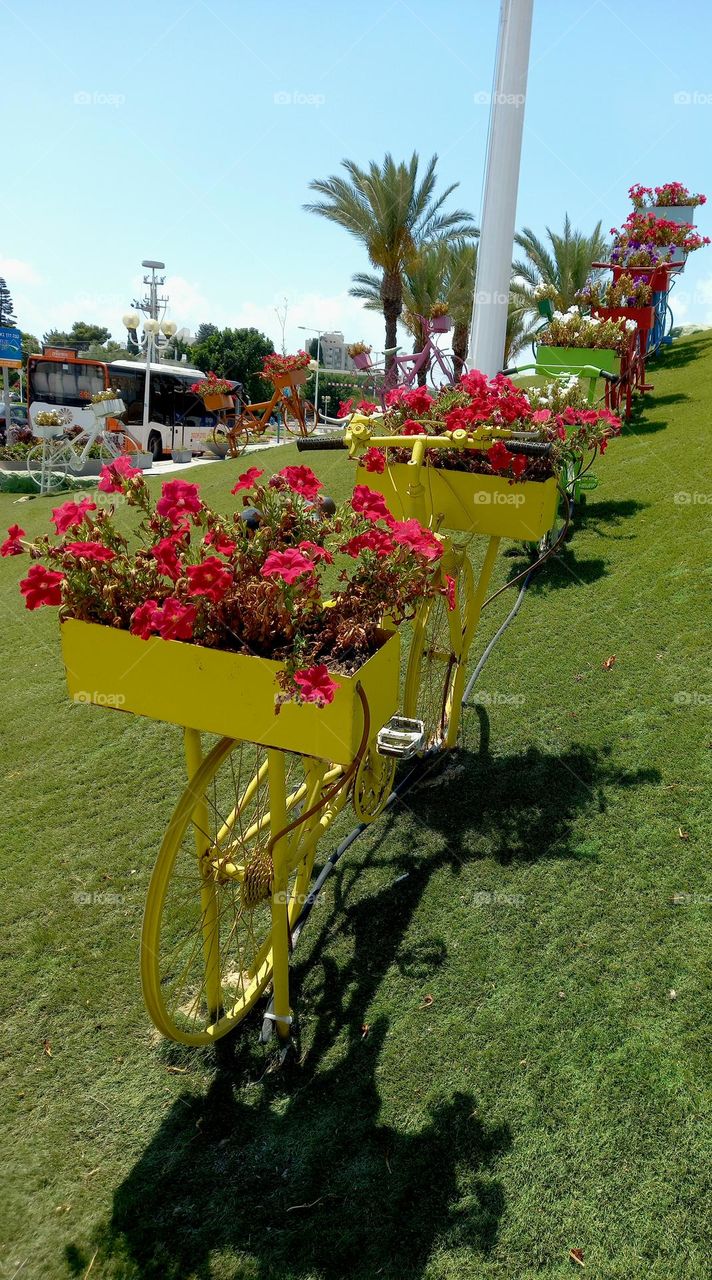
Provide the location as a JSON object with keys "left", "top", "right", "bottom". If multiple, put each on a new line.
{"left": 216, "top": 377, "right": 318, "bottom": 458}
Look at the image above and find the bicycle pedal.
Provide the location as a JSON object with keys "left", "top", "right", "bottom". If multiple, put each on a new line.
{"left": 376, "top": 716, "right": 425, "bottom": 759}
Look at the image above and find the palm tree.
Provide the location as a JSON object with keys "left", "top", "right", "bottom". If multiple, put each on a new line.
{"left": 351, "top": 239, "right": 535, "bottom": 377}
{"left": 305, "top": 153, "right": 476, "bottom": 366}
{"left": 514, "top": 215, "right": 608, "bottom": 311}
{"left": 352, "top": 245, "right": 451, "bottom": 383}
{"left": 441, "top": 239, "right": 477, "bottom": 378}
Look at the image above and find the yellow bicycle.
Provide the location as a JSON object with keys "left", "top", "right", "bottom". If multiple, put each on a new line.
{"left": 140, "top": 420, "right": 557, "bottom": 1045}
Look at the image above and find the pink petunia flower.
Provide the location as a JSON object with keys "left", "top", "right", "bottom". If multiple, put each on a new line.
{"left": 19, "top": 564, "right": 64, "bottom": 609}
{"left": 391, "top": 519, "right": 443, "bottom": 562}
{"left": 130, "top": 600, "right": 161, "bottom": 639}
{"left": 351, "top": 485, "right": 393, "bottom": 523}
{"left": 361, "top": 447, "right": 386, "bottom": 474}
{"left": 261, "top": 548, "right": 314, "bottom": 585}
{"left": 185, "top": 556, "right": 234, "bottom": 603}
{"left": 231, "top": 467, "right": 264, "bottom": 494}
{"left": 1, "top": 524, "right": 25, "bottom": 556}
{"left": 340, "top": 528, "right": 395, "bottom": 558}
{"left": 293, "top": 664, "right": 339, "bottom": 706}
{"left": 152, "top": 597, "right": 197, "bottom": 641}
{"left": 51, "top": 497, "right": 96, "bottom": 534}
{"left": 156, "top": 480, "right": 202, "bottom": 526}
{"left": 98, "top": 457, "right": 141, "bottom": 494}
{"left": 152, "top": 536, "right": 183, "bottom": 581}
{"left": 298, "top": 540, "right": 334, "bottom": 564}
{"left": 278, "top": 465, "right": 323, "bottom": 500}
{"left": 63, "top": 541, "right": 116, "bottom": 563}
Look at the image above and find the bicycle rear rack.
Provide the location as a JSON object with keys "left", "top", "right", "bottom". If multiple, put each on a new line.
{"left": 376, "top": 716, "right": 425, "bottom": 759}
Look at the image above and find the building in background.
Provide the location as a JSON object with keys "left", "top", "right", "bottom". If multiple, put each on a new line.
{"left": 319, "top": 331, "right": 351, "bottom": 371}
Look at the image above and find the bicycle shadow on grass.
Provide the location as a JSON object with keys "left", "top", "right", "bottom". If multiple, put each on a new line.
{"left": 67, "top": 1018, "right": 511, "bottom": 1280}
{"left": 67, "top": 742, "right": 658, "bottom": 1280}
{"left": 507, "top": 544, "right": 609, "bottom": 594}
{"left": 567, "top": 497, "right": 650, "bottom": 539}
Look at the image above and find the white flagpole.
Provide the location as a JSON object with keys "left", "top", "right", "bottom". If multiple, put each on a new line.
{"left": 469, "top": 0, "right": 534, "bottom": 376}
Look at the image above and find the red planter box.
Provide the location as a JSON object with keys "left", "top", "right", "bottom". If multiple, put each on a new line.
{"left": 592, "top": 304, "right": 655, "bottom": 331}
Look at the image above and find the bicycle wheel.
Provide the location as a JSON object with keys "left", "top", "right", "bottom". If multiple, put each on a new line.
{"left": 403, "top": 553, "right": 475, "bottom": 752}
{"left": 141, "top": 738, "right": 315, "bottom": 1045}
{"left": 215, "top": 418, "right": 248, "bottom": 458}
{"left": 282, "top": 397, "right": 316, "bottom": 436}
{"left": 26, "top": 445, "right": 68, "bottom": 491}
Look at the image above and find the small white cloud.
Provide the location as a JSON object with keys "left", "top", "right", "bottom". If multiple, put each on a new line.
{"left": 0, "top": 257, "right": 42, "bottom": 286}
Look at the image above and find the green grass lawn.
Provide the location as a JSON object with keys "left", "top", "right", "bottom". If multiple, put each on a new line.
{"left": 1, "top": 335, "right": 711, "bottom": 1279}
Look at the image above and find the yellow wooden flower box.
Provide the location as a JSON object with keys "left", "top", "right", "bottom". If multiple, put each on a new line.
{"left": 60, "top": 619, "right": 400, "bottom": 765}
{"left": 355, "top": 464, "right": 558, "bottom": 539}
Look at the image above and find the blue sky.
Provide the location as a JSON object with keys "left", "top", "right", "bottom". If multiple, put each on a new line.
{"left": 5, "top": 0, "right": 712, "bottom": 353}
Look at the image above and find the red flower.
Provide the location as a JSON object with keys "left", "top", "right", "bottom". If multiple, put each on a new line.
{"left": 459, "top": 369, "right": 489, "bottom": 396}
{"left": 442, "top": 574, "right": 456, "bottom": 611}
{"left": 351, "top": 485, "right": 392, "bottom": 523}
{"left": 231, "top": 467, "right": 263, "bottom": 494}
{"left": 402, "top": 418, "right": 427, "bottom": 436}
{"left": 338, "top": 398, "right": 354, "bottom": 417}
{"left": 293, "top": 664, "right": 339, "bottom": 706}
{"left": 152, "top": 597, "right": 197, "bottom": 641}
{"left": 64, "top": 540, "right": 116, "bottom": 563}
{"left": 510, "top": 453, "right": 527, "bottom": 479}
{"left": 340, "top": 528, "right": 395, "bottom": 558}
{"left": 156, "top": 479, "right": 202, "bottom": 526}
{"left": 598, "top": 409, "right": 621, "bottom": 432}
{"left": 278, "top": 465, "right": 323, "bottom": 500}
{"left": 391, "top": 519, "right": 443, "bottom": 562}
{"left": 130, "top": 600, "right": 160, "bottom": 639}
{"left": 443, "top": 406, "right": 473, "bottom": 433}
{"left": 298, "top": 540, "right": 333, "bottom": 564}
{"left": 204, "top": 528, "right": 237, "bottom": 556}
{"left": 152, "top": 536, "right": 183, "bottom": 581}
{"left": 357, "top": 399, "right": 378, "bottom": 414}
{"left": 186, "top": 556, "right": 234, "bottom": 602}
{"left": 51, "top": 497, "right": 96, "bottom": 534}
{"left": 261, "top": 548, "right": 314, "bottom": 585}
{"left": 98, "top": 457, "right": 141, "bottom": 494}
{"left": 487, "top": 441, "right": 514, "bottom": 472}
{"left": 1, "top": 524, "right": 25, "bottom": 556}
{"left": 19, "top": 564, "right": 64, "bottom": 609}
{"left": 362, "top": 447, "right": 386, "bottom": 474}
{"left": 532, "top": 409, "right": 551, "bottom": 424}
{"left": 384, "top": 386, "right": 407, "bottom": 409}
{"left": 402, "top": 386, "right": 433, "bottom": 414}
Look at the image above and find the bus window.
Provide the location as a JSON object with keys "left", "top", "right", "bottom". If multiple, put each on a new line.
{"left": 29, "top": 359, "right": 105, "bottom": 407}
{"left": 111, "top": 370, "right": 145, "bottom": 426}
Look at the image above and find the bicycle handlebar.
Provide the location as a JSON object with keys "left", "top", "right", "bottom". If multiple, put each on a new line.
{"left": 503, "top": 361, "right": 620, "bottom": 384}
{"left": 297, "top": 436, "right": 347, "bottom": 451}
{"left": 298, "top": 423, "right": 552, "bottom": 458}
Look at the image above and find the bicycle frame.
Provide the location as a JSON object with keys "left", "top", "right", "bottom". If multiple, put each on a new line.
{"left": 164, "top": 418, "right": 554, "bottom": 1043}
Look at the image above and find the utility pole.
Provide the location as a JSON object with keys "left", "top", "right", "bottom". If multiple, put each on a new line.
{"left": 469, "top": 0, "right": 534, "bottom": 376}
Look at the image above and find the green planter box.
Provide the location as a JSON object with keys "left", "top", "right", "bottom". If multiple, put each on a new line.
{"left": 535, "top": 345, "right": 621, "bottom": 377}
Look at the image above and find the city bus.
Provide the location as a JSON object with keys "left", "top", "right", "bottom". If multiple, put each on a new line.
{"left": 27, "top": 347, "right": 237, "bottom": 459}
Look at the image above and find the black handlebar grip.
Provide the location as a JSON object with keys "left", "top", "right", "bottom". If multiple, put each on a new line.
{"left": 507, "top": 441, "right": 552, "bottom": 458}
{"left": 500, "top": 366, "right": 518, "bottom": 376}
{"left": 599, "top": 370, "right": 619, "bottom": 383}
{"left": 296, "top": 436, "right": 347, "bottom": 451}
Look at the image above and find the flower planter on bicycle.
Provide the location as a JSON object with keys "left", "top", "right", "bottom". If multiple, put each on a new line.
{"left": 7, "top": 456, "right": 444, "bottom": 1044}
{"left": 203, "top": 352, "right": 317, "bottom": 456}
{"left": 7, "top": 373, "right": 618, "bottom": 1047}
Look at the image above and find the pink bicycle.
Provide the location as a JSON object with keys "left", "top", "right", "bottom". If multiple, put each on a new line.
{"left": 357, "top": 315, "right": 460, "bottom": 407}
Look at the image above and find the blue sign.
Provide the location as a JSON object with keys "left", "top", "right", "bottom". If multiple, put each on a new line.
{"left": 0, "top": 327, "right": 22, "bottom": 366}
